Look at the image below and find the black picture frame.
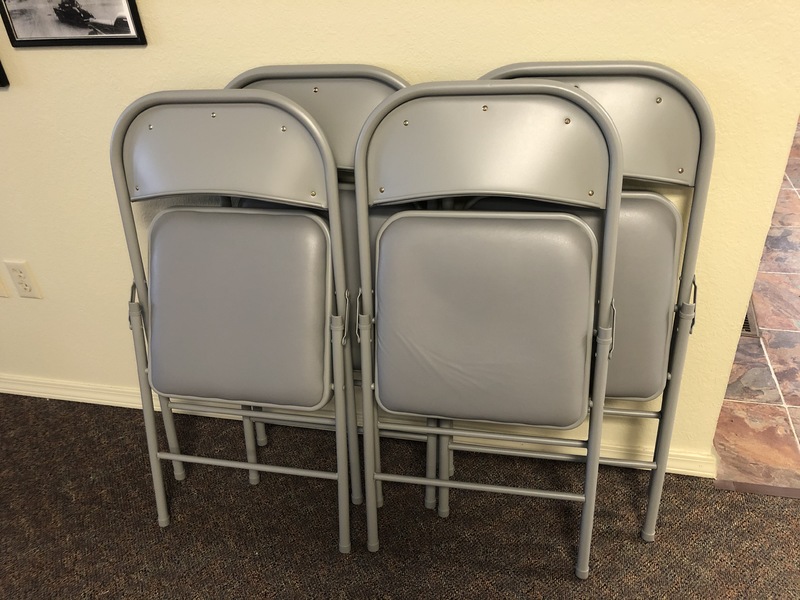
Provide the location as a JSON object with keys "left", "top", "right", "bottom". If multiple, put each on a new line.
{"left": 1, "top": 0, "right": 146, "bottom": 47}
{"left": 0, "top": 59, "right": 8, "bottom": 86}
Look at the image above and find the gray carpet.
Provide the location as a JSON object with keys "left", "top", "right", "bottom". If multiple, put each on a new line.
{"left": 1, "top": 394, "right": 798, "bottom": 599}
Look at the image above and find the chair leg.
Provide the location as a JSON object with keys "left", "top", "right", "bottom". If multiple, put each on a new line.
{"left": 343, "top": 348, "right": 364, "bottom": 505}
{"left": 425, "top": 418, "right": 437, "bottom": 510}
{"left": 576, "top": 336, "right": 611, "bottom": 580}
{"left": 332, "top": 316, "right": 351, "bottom": 553}
{"left": 363, "top": 393, "right": 380, "bottom": 552}
{"left": 243, "top": 411, "right": 260, "bottom": 486}
{"left": 576, "top": 405, "right": 604, "bottom": 579}
{"left": 157, "top": 394, "right": 186, "bottom": 481}
{"left": 255, "top": 420, "right": 268, "bottom": 447}
{"left": 642, "top": 304, "right": 693, "bottom": 542}
{"left": 437, "top": 419, "right": 452, "bottom": 518}
{"left": 359, "top": 314, "right": 380, "bottom": 552}
{"left": 374, "top": 406, "right": 384, "bottom": 508}
{"left": 129, "top": 301, "right": 170, "bottom": 527}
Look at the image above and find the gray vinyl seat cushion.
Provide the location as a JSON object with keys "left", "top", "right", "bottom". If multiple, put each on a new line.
{"left": 605, "top": 193, "right": 681, "bottom": 399}
{"left": 471, "top": 191, "right": 681, "bottom": 400}
{"left": 147, "top": 207, "right": 332, "bottom": 408}
{"left": 374, "top": 211, "right": 598, "bottom": 428}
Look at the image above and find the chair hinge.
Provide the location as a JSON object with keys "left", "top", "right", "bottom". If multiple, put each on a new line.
{"left": 609, "top": 298, "right": 616, "bottom": 359}
{"left": 341, "top": 289, "right": 350, "bottom": 346}
{"left": 356, "top": 288, "right": 373, "bottom": 343}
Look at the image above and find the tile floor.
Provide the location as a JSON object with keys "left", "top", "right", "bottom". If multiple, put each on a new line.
{"left": 713, "top": 118, "right": 800, "bottom": 498}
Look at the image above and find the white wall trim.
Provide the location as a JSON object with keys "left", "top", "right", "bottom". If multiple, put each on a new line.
{"left": 0, "top": 372, "right": 716, "bottom": 478}
{"left": 0, "top": 372, "right": 141, "bottom": 410}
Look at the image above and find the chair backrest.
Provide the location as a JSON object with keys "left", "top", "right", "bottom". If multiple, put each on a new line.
{"left": 482, "top": 61, "right": 714, "bottom": 311}
{"left": 111, "top": 89, "right": 345, "bottom": 408}
{"left": 228, "top": 64, "right": 409, "bottom": 172}
{"left": 228, "top": 65, "right": 408, "bottom": 369}
{"left": 483, "top": 63, "right": 714, "bottom": 400}
{"left": 356, "top": 81, "right": 623, "bottom": 427}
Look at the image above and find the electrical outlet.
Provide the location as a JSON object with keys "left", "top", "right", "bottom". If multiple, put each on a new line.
{"left": 4, "top": 260, "right": 43, "bottom": 299}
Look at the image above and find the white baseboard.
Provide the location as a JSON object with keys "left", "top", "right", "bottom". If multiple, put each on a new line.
{"left": 0, "top": 372, "right": 716, "bottom": 478}
{"left": 599, "top": 440, "right": 716, "bottom": 479}
{"left": 0, "top": 372, "right": 141, "bottom": 410}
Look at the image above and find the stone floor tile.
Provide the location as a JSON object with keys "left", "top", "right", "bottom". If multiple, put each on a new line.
{"left": 772, "top": 188, "right": 800, "bottom": 227}
{"left": 725, "top": 336, "right": 782, "bottom": 404}
{"left": 762, "top": 330, "right": 800, "bottom": 407}
{"left": 714, "top": 401, "right": 800, "bottom": 489}
{"left": 751, "top": 272, "right": 800, "bottom": 331}
{"left": 785, "top": 158, "right": 800, "bottom": 188}
{"left": 759, "top": 227, "right": 800, "bottom": 273}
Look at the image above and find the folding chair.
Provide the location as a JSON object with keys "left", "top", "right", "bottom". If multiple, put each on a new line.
{"left": 483, "top": 61, "right": 715, "bottom": 542}
{"left": 227, "top": 65, "right": 409, "bottom": 504}
{"left": 355, "top": 81, "right": 624, "bottom": 578}
{"left": 111, "top": 89, "right": 351, "bottom": 553}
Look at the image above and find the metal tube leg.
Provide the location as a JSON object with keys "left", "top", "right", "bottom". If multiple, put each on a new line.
{"left": 331, "top": 316, "right": 352, "bottom": 554}
{"left": 243, "top": 411, "right": 260, "bottom": 486}
{"left": 642, "top": 304, "right": 694, "bottom": 542}
{"left": 374, "top": 406, "right": 384, "bottom": 508}
{"left": 359, "top": 314, "right": 380, "bottom": 552}
{"left": 576, "top": 333, "right": 611, "bottom": 580}
{"left": 343, "top": 348, "right": 364, "bottom": 505}
{"left": 438, "top": 419, "right": 452, "bottom": 518}
{"left": 255, "top": 420, "right": 268, "bottom": 447}
{"left": 425, "top": 418, "right": 437, "bottom": 510}
{"left": 157, "top": 395, "right": 186, "bottom": 481}
{"left": 129, "top": 302, "right": 170, "bottom": 528}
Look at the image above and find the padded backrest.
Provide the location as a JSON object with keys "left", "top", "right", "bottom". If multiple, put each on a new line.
{"left": 118, "top": 90, "right": 331, "bottom": 208}
{"left": 363, "top": 87, "right": 612, "bottom": 209}
{"left": 228, "top": 65, "right": 408, "bottom": 171}
{"left": 148, "top": 208, "right": 333, "bottom": 408}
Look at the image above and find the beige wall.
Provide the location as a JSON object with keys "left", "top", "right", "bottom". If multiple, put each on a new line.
{"left": 1, "top": 1, "right": 798, "bottom": 476}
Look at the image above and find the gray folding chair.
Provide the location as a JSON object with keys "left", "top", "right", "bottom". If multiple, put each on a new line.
{"left": 111, "top": 89, "right": 351, "bottom": 553}
{"left": 227, "top": 64, "right": 409, "bottom": 505}
{"left": 355, "top": 81, "right": 624, "bottom": 578}
{"left": 482, "top": 61, "right": 715, "bottom": 542}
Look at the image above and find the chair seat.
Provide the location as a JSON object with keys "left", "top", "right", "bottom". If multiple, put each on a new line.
{"left": 148, "top": 207, "right": 332, "bottom": 408}
{"left": 374, "top": 212, "right": 597, "bottom": 428}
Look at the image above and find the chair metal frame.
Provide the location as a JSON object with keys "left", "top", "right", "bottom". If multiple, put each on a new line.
{"left": 227, "top": 65, "right": 409, "bottom": 506}
{"left": 111, "top": 89, "right": 351, "bottom": 553}
{"left": 483, "top": 61, "right": 715, "bottom": 542}
{"left": 355, "top": 80, "right": 624, "bottom": 578}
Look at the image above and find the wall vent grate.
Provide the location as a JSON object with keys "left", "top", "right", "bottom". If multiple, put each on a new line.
{"left": 741, "top": 299, "right": 760, "bottom": 338}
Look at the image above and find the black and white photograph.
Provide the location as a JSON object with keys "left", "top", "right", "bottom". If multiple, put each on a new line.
{"left": 0, "top": 59, "right": 8, "bottom": 86}
{"left": 1, "top": 0, "right": 145, "bottom": 46}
